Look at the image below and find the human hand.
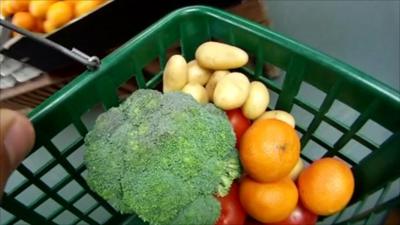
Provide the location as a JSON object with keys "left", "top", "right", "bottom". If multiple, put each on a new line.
{"left": 0, "top": 109, "right": 35, "bottom": 198}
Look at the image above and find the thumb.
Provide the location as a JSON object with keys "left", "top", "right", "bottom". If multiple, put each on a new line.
{"left": 0, "top": 109, "right": 35, "bottom": 196}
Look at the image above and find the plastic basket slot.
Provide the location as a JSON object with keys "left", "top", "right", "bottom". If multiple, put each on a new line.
{"left": 4, "top": 171, "right": 26, "bottom": 194}
{"left": 11, "top": 220, "right": 29, "bottom": 225}
{"left": 314, "top": 121, "right": 344, "bottom": 148}
{"left": 14, "top": 184, "right": 45, "bottom": 207}
{"left": 31, "top": 165, "right": 86, "bottom": 214}
{"left": 40, "top": 165, "right": 69, "bottom": 189}
{"left": 1, "top": 192, "right": 55, "bottom": 225}
{"left": 297, "top": 80, "right": 342, "bottom": 147}
{"left": 364, "top": 210, "right": 389, "bottom": 225}
{"left": 72, "top": 221, "right": 89, "bottom": 225}
{"left": 52, "top": 210, "right": 79, "bottom": 225}
{"left": 50, "top": 124, "right": 82, "bottom": 152}
{"left": 47, "top": 191, "right": 87, "bottom": 222}
{"left": 296, "top": 82, "right": 327, "bottom": 110}
{"left": 332, "top": 201, "right": 361, "bottom": 224}
{"left": 80, "top": 104, "right": 106, "bottom": 131}
{"left": 9, "top": 141, "right": 82, "bottom": 199}
{"left": 22, "top": 147, "right": 53, "bottom": 175}
{"left": 257, "top": 74, "right": 283, "bottom": 93}
{"left": 142, "top": 57, "right": 161, "bottom": 79}
{"left": 145, "top": 71, "right": 163, "bottom": 90}
{"left": 380, "top": 177, "right": 400, "bottom": 204}
{"left": 301, "top": 140, "right": 328, "bottom": 161}
{"left": 73, "top": 194, "right": 98, "bottom": 215}
{"left": 357, "top": 119, "right": 393, "bottom": 147}
{"left": 57, "top": 180, "right": 84, "bottom": 202}
{"left": 118, "top": 77, "right": 138, "bottom": 100}
{"left": 14, "top": 156, "right": 106, "bottom": 225}
{"left": 88, "top": 206, "right": 113, "bottom": 224}
{"left": 290, "top": 104, "right": 314, "bottom": 131}
{"left": 325, "top": 99, "right": 380, "bottom": 157}
{"left": 327, "top": 99, "right": 360, "bottom": 128}
{"left": 66, "top": 145, "right": 85, "bottom": 170}
{"left": 294, "top": 98, "right": 379, "bottom": 153}
{"left": 339, "top": 140, "right": 372, "bottom": 163}
{"left": 296, "top": 126, "right": 333, "bottom": 154}
{"left": 0, "top": 209, "right": 15, "bottom": 225}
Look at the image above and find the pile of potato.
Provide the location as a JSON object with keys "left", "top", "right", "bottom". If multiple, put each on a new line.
{"left": 163, "top": 41, "right": 272, "bottom": 120}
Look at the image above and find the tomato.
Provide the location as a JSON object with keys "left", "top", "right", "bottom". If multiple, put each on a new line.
{"left": 267, "top": 202, "right": 318, "bottom": 225}
{"left": 226, "top": 109, "right": 251, "bottom": 146}
{"left": 245, "top": 216, "right": 264, "bottom": 225}
{"left": 215, "top": 182, "right": 247, "bottom": 225}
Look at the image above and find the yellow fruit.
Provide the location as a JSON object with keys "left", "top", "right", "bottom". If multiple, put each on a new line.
{"left": 29, "top": 0, "right": 57, "bottom": 19}
{"left": 46, "top": 1, "right": 74, "bottom": 28}
{"left": 11, "top": 12, "right": 36, "bottom": 31}
{"left": 43, "top": 20, "right": 58, "bottom": 33}
{"left": 10, "top": 0, "right": 30, "bottom": 12}
{"left": 289, "top": 158, "right": 304, "bottom": 180}
{"left": 74, "top": 0, "right": 105, "bottom": 18}
{"left": 1, "top": 1, "right": 14, "bottom": 17}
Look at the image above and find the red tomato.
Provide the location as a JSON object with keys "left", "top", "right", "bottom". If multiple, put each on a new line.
{"left": 267, "top": 202, "right": 318, "bottom": 225}
{"left": 245, "top": 216, "right": 264, "bottom": 225}
{"left": 215, "top": 182, "right": 247, "bottom": 225}
{"left": 226, "top": 109, "right": 251, "bottom": 146}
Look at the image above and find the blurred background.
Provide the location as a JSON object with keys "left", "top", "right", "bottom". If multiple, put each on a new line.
{"left": 264, "top": 0, "right": 399, "bottom": 91}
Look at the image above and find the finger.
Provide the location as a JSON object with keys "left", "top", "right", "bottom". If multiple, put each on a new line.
{"left": 0, "top": 109, "right": 35, "bottom": 189}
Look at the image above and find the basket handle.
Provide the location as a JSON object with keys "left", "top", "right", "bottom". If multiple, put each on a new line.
{"left": 0, "top": 19, "right": 100, "bottom": 71}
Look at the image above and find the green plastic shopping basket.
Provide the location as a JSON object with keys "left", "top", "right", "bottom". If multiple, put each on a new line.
{"left": 1, "top": 6, "right": 399, "bottom": 225}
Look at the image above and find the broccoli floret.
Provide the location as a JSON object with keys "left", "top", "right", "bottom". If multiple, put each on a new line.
{"left": 84, "top": 90, "right": 240, "bottom": 225}
{"left": 171, "top": 196, "right": 221, "bottom": 225}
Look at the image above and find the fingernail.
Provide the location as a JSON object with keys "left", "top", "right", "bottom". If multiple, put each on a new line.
{"left": 4, "top": 117, "right": 34, "bottom": 168}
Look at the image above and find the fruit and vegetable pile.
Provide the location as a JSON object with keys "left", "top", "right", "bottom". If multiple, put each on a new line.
{"left": 0, "top": 0, "right": 108, "bottom": 35}
{"left": 84, "top": 41, "right": 355, "bottom": 225}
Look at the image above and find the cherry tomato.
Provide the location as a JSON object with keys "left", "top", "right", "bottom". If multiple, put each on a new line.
{"left": 267, "top": 202, "right": 318, "bottom": 225}
{"left": 215, "top": 182, "right": 247, "bottom": 225}
{"left": 226, "top": 109, "right": 251, "bottom": 146}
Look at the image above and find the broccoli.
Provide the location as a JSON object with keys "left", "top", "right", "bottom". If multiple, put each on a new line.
{"left": 84, "top": 89, "right": 241, "bottom": 225}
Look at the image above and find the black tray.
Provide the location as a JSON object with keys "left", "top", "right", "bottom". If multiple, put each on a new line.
{"left": 0, "top": 0, "right": 241, "bottom": 73}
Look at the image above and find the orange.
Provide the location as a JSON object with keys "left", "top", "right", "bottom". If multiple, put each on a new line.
{"left": 239, "top": 176, "right": 298, "bottom": 223}
{"left": 34, "top": 19, "right": 44, "bottom": 33}
{"left": 74, "top": 0, "right": 105, "bottom": 18}
{"left": 46, "top": 1, "right": 74, "bottom": 28}
{"left": 1, "top": 1, "right": 14, "bottom": 17}
{"left": 43, "top": 20, "right": 58, "bottom": 33}
{"left": 29, "top": 0, "right": 57, "bottom": 19}
{"left": 240, "top": 119, "right": 300, "bottom": 182}
{"left": 11, "top": 12, "right": 36, "bottom": 31}
{"left": 10, "top": 0, "right": 30, "bottom": 12}
{"left": 298, "top": 157, "right": 355, "bottom": 216}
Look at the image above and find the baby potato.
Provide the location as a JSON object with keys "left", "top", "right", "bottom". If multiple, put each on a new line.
{"left": 205, "top": 70, "right": 229, "bottom": 100}
{"left": 256, "top": 110, "right": 296, "bottom": 128}
{"left": 242, "top": 81, "right": 270, "bottom": 120}
{"left": 163, "top": 55, "right": 188, "bottom": 93}
{"left": 195, "top": 41, "right": 248, "bottom": 70}
{"left": 182, "top": 83, "right": 209, "bottom": 104}
{"left": 213, "top": 72, "right": 250, "bottom": 110}
{"left": 187, "top": 60, "right": 212, "bottom": 85}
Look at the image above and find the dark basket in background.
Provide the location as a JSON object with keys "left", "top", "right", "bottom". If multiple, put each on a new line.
{"left": 1, "top": 6, "right": 399, "bottom": 225}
